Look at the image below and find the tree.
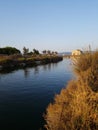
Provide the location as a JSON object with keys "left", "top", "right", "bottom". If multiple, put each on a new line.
{"left": 47, "top": 50, "right": 51, "bottom": 55}
{"left": 51, "top": 51, "right": 58, "bottom": 55}
{"left": 33, "top": 49, "right": 39, "bottom": 55}
{"left": 42, "top": 50, "right": 47, "bottom": 54}
{"left": 51, "top": 51, "right": 54, "bottom": 55}
{"left": 55, "top": 51, "right": 58, "bottom": 55}
{"left": 23, "top": 47, "right": 29, "bottom": 55}
{"left": 0, "top": 46, "right": 21, "bottom": 55}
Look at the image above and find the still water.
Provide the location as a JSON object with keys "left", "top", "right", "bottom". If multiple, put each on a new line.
{"left": 0, "top": 59, "right": 73, "bottom": 130}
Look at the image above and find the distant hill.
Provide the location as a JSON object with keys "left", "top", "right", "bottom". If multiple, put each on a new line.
{"left": 58, "top": 52, "right": 71, "bottom": 56}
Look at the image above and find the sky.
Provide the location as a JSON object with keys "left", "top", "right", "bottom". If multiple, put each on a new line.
{"left": 0, "top": 0, "right": 98, "bottom": 52}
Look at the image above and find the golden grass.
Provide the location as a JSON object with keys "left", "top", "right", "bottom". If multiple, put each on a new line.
{"left": 73, "top": 51, "right": 98, "bottom": 92}
{"left": 44, "top": 81, "right": 98, "bottom": 130}
{"left": 44, "top": 50, "right": 98, "bottom": 130}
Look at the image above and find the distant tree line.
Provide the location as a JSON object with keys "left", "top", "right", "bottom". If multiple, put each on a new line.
{"left": 23, "top": 47, "right": 40, "bottom": 55}
{"left": 42, "top": 50, "right": 58, "bottom": 55}
{"left": 23, "top": 47, "right": 58, "bottom": 56}
{"left": 0, "top": 46, "right": 58, "bottom": 56}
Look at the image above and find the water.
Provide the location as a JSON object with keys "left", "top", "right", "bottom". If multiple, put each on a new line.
{"left": 0, "top": 59, "right": 73, "bottom": 130}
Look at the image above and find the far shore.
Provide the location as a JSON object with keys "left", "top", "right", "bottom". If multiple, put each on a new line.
{"left": 0, "top": 54, "right": 63, "bottom": 72}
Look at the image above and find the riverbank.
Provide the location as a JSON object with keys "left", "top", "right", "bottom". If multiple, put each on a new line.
{"left": 0, "top": 55, "right": 63, "bottom": 71}
{"left": 45, "top": 50, "right": 98, "bottom": 130}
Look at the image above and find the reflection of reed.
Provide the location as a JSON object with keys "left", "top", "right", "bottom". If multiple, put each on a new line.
{"left": 34, "top": 66, "right": 39, "bottom": 75}
{"left": 47, "top": 64, "right": 51, "bottom": 71}
{"left": 24, "top": 68, "right": 30, "bottom": 78}
{"left": 43, "top": 62, "right": 58, "bottom": 72}
{"left": 52, "top": 62, "right": 58, "bottom": 68}
{"left": 23, "top": 62, "right": 59, "bottom": 77}
{"left": 43, "top": 65, "right": 47, "bottom": 71}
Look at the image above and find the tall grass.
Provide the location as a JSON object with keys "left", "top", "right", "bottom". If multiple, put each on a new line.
{"left": 73, "top": 51, "right": 98, "bottom": 92}
{"left": 44, "top": 50, "right": 98, "bottom": 130}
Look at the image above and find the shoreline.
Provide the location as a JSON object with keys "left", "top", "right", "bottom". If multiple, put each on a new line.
{"left": 0, "top": 55, "right": 63, "bottom": 72}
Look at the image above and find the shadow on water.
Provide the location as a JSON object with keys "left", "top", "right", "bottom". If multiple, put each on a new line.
{"left": 0, "top": 62, "right": 59, "bottom": 76}
{"left": 24, "top": 62, "right": 58, "bottom": 78}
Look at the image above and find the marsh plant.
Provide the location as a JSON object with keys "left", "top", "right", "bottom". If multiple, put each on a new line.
{"left": 44, "top": 50, "right": 98, "bottom": 130}
{"left": 73, "top": 50, "right": 98, "bottom": 92}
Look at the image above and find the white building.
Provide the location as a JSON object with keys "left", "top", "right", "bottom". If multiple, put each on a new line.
{"left": 72, "top": 49, "right": 83, "bottom": 56}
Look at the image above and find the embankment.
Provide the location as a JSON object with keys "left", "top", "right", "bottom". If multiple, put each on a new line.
{"left": 0, "top": 55, "right": 63, "bottom": 71}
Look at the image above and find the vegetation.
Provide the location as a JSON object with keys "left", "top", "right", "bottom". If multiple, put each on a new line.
{"left": 44, "top": 50, "right": 98, "bottom": 130}
{"left": 42, "top": 50, "right": 58, "bottom": 55}
{"left": 23, "top": 47, "right": 40, "bottom": 55}
{"left": 33, "top": 49, "right": 40, "bottom": 55}
{"left": 0, "top": 46, "right": 58, "bottom": 56}
{"left": 23, "top": 46, "right": 29, "bottom": 55}
{"left": 0, "top": 46, "right": 20, "bottom": 55}
{"left": 0, "top": 46, "right": 62, "bottom": 70}
{"left": 73, "top": 51, "right": 98, "bottom": 92}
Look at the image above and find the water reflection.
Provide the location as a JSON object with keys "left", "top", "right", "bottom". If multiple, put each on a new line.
{"left": 47, "top": 64, "right": 52, "bottom": 71}
{"left": 0, "top": 59, "right": 73, "bottom": 130}
{"left": 43, "top": 63, "right": 58, "bottom": 72}
{"left": 0, "top": 62, "right": 60, "bottom": 78}
{"left": 34, "top": 66, "right": 39, "bottom": 75}
{"left": 24, "top": 68, "right": 30, "bottom": 78}
{"left": 0, "top": 68, "right": 16, "bottom": 74}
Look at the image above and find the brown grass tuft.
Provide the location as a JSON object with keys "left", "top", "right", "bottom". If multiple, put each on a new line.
{"left": 44, "top": 50, "right": 98, "bottom": 130}
{"left": 73, "top": 50, "right": 98, "bottom": 92}
{"left": 44, "top": 81, "right": 98, "bottom": 130}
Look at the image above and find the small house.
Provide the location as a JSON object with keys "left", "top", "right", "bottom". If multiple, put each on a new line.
{"left": 72, "top": 49, "right": 83, "bottom": 56}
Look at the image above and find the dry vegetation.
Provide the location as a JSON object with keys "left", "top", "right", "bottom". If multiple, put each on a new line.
{"left": 73, "top": 51, "right": 98, "bottom": 92}
{"left": 0, "top": 55, "right": 63, "bottom": 69}
{"left": 44, "top": 50, "right": 98, "bottom": 130}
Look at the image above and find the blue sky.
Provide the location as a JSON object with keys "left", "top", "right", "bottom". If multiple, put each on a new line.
{"left": 0, "top": 0, "right": 98, "bottom": 52}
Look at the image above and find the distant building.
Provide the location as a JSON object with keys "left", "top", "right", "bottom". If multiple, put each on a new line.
{"left": 72, "top": 49, "right": 83, "bottom": 56}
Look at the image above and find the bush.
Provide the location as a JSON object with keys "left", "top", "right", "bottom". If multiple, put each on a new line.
{"left": 0, "top": 47, "right": 21, "bottom": 55}
{"left": 44, "top": 81, "right": 98, "bottom": 130}
{"left": 44, "top": 50, "right": 98, "bottom": 130}
{"left": 73, "top": 51, "right": 98, "bottom": 92}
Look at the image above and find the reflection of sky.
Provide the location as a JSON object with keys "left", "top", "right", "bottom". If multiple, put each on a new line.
{"left": 0, "top": 59, "right": 73, "bottom": 130}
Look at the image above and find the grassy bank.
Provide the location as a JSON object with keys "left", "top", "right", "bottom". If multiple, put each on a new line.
{"left": 44, "top": 50, "right": 98, "bottom": 130}
{"left": 0, "top": 55, "right": 63, "bottom": 71}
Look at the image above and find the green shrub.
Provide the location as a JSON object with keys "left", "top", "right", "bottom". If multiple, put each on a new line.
{"left": 0, "top": 46, "right": 20, "bottom": 55}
